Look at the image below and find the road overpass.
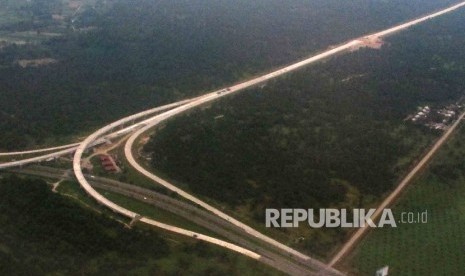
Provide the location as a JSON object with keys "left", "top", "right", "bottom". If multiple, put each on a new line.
{"left": 70, "top": 94, "right": 329, "bottom": 275}
{"left": 0, "top": 143, "right": 80, "bottom": 157}
{"left": 0, "top": 99, "right": 194, "bottom": 170}
{"left": 3, "top": 2, "right": 465, "bottom": 274}
{"left": 119, "top": 2, "right": 465, "bottom": 273}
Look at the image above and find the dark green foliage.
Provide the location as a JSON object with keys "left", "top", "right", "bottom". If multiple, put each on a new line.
{"left": 145, "top": 9, "right": 465, "bottom": 210}
{"left": 142, "top": 10, "right": 465, "bottom": 257}
{"left": 0, "top": 175, "right": 169, "bottom": 274}
{"left": 352, "top": 125, "right": 465, "bottom": 275}
{"left": 0, "top": 175, "right": 281, "bottom": 275}
{"left": 0, "top": 0, "right": 459, "bottom": 150}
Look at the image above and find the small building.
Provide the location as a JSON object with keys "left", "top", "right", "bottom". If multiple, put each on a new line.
{"left": 104, "top": 165, "right": 117, "bottom": 172}
{"left": 100, "top": 154, "right": 118, "bottom": 173}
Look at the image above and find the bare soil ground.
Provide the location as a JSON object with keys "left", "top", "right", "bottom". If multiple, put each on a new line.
{"left": 17, "top": 58, "right": 58, "bottom": 68}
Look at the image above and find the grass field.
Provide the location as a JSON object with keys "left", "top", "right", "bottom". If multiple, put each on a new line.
{"left": 348, "top": 125, "right": 465, "bottom": 275}
{"left": 100, "top": 189, "right": 221, "bottom": 237}
{"left": 57, "top": 179, "right": 222, "bottom": 237}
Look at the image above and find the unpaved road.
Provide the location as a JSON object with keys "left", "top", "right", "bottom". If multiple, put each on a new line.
{"left": 329, "top": 110, "right": 465, "bottom": 267}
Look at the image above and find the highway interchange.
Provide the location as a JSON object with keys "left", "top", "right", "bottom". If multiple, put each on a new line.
{"left": 2, "top": 2, "right": 465, "bottom": 275}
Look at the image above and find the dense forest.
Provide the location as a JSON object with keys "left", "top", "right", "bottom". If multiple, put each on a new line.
{"left": 0, "top": 175, "right": 280, "bottom": 275}
{"left": 144, "top": 10, "right": 465, "bottom": 256}
{"left": 0, "top": 0, "right": 459, "bottom": 150}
